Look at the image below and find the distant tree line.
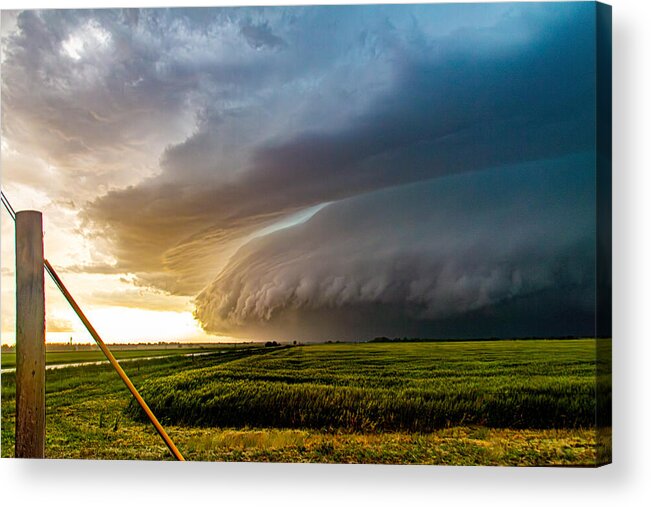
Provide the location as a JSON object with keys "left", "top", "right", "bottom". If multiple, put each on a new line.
{"left": 367, "top": 335, "right": 590, "bottom": 343}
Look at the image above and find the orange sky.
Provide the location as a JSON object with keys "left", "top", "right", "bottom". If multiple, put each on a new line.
{"left": 1, "top": 204, "right": 232, "bottom": 344}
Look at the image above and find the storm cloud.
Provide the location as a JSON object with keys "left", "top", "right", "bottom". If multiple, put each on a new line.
{"left": 78, "top": 3, "right": 597, "bottom": 297}
{"left": 195, "top": 154, "right": 596, "bottom": 340}
{"left": 1, "top": 4, "right": 601, "bottom": 340}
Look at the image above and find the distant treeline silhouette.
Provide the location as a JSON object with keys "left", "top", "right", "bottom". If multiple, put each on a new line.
{"left": 367, "top": 335, "right": 598, "bottom": 344}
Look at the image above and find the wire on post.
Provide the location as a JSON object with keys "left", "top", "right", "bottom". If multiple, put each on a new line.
{"left": 1, "top": 191, "right": 17, "bottom": 220}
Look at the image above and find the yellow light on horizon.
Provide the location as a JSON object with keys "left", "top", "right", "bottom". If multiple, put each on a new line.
{"left": 1, "top": 308, "right": 238, "bottom": 346}
{"left": 86, "top": 307, "right": 206, "bottom": 343}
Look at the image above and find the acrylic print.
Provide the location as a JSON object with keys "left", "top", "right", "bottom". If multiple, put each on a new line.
{"left": 0, "top": 2, "right": 611, "bottom": 465}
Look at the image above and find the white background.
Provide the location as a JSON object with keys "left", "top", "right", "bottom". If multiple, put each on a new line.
{"left": 0, "top": 0, "right": 649, "bottom": 505}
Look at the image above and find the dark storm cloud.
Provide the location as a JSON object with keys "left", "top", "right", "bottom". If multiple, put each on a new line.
{"left": 195, "top": 154, "right": 597, "bottom": 340}
{"left": 242, "top": 5, "right": 595, "bottom": 205}
{"left": 80, "top": 3, "right": 596, "bottom": 299}
{"left": 2, "top": 4, "right": 600, "bottom": 339}
{"left": 240, "top": 21, "right": 286, "bottom": 50}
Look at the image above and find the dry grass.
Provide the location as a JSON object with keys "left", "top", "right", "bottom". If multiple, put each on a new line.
{"left": 178, "top": 426, "right": 599, "bottom": 465}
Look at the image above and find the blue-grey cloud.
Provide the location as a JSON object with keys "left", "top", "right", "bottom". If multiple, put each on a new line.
{"left": 79, "top": 3, "right": 597, "bottom": 298}
{"left": 194, "top": 154, "right": 596, "bottom": 340}
{"left": 240, "top": 21, "right": 286, "bottom": 50}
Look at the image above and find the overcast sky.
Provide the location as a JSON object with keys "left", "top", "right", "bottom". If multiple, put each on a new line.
{"left": 1, "top": 3, "right": 600, "bottom": 342}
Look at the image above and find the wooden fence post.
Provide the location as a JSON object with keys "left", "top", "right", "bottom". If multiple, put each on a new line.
{"left": 15, "top": 210, "right": 45, "bottom": 458}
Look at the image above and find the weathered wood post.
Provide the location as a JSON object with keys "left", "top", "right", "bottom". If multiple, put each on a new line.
{"left": 15, "top": 210, "right": 45, "bottom": 458}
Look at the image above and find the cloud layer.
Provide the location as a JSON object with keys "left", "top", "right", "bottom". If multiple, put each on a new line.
{"left": 1, "top": 4, "right": 600, "bottom": 340}
{"left": 195, "top": 155, "right": 596, "bottom": 340}
{"left": 78, "top": 4, "right": 596, "bottom": 297}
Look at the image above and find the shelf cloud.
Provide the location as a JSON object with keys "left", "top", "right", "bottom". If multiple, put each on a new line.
{"left": 195, "top": 155, "right": 596, "bottom": 340}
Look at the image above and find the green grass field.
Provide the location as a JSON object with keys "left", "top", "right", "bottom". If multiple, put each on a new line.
{"left": 0, "top": 339, "right": 611, "bottom": 465}
{"left": 130, "top": 340, "right": 610, "bottom": 432}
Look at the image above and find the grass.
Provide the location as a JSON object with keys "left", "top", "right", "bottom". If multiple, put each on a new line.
{"left": 0, "top": 339, "right": 611, "bottom": 465}
{"left": 128, "top": 339, "right": 611, "bottom": 432}
{"left": 1, "top": 349, "right": 256, "bottom": 460}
